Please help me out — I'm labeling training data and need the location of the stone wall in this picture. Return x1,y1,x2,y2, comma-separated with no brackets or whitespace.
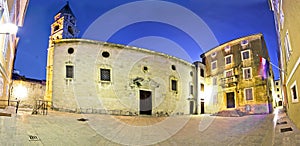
11,79,46,108
51,39,195,115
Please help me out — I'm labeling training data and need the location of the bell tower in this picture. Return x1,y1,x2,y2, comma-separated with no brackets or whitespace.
49,2,79,47
45,2,79,103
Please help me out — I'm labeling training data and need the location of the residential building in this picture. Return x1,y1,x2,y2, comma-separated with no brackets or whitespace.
274,79,283,107
200,34,274,114
0,0,29,107
270,0,300,128
194,61,206,114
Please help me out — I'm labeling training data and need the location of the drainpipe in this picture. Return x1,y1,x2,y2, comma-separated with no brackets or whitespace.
194,62,201,114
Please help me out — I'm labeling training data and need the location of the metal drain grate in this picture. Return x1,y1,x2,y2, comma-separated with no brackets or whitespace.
77,118,88,122
277,121,288,125
280,127,293,133
29,135,40,141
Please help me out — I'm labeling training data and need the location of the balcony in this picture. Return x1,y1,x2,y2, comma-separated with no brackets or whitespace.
220,75,238,88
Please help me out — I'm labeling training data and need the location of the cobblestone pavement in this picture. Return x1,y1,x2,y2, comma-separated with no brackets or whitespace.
0,107,299,146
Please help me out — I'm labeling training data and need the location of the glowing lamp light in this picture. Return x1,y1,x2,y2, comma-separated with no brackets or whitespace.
14,85,28,99
0,23,18,34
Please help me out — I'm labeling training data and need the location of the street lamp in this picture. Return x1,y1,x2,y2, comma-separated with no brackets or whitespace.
0,23,18,34
13,84,28,100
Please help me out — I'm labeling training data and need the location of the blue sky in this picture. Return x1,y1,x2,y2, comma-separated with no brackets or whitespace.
15,0,279,80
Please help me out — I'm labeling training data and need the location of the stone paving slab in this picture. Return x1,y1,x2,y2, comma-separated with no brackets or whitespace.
0,107,299,145
273,108,300,146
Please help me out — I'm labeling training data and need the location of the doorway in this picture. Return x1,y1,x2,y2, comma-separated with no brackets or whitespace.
139,90,152,115
189,101,194,114
226,92,235,108
278,101,283,106
201,99,205,114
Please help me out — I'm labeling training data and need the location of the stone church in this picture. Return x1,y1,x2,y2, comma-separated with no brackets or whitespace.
44,3,273,115
44,3,206,115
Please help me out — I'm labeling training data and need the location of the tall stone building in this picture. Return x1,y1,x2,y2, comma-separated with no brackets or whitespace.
270,0,300,128
45,2,79,105
0,0,29,107
200,34,274,114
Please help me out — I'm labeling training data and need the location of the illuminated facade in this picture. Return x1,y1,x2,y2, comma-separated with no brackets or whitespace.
200,34,274,114
50,39,199,115
0,0,29,107
11,73,45,108
270,0,300,128
46,3,274,115
45,3,203,115
45,2,79,106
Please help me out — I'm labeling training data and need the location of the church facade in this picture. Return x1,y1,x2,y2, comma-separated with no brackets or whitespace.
50,39,198,115
45,3,203,115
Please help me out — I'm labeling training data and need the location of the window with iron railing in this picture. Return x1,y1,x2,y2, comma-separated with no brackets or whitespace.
66,65,74,78
100,68,111,81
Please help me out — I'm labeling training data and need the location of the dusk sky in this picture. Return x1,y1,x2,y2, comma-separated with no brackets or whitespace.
15,0,279,80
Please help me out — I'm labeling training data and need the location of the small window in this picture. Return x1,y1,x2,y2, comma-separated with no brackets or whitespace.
68,48,74,54
211,61,217,70
171,65,176,70
200,68,204,77
200,83,204,92
243,68,252,79
291,81,298,103
225,55,233,65
143,66,148,72
284,30,292,60
277,88,279,91
100,68,111,81
102,51,110,58
224,45,231,52
280,6,284,29
224,69,233,77
277,94,280,98
68,26,74,35
276,82,279,85
54,25,59,31
171,79,177,91
241,40,249,46
190,85,193,95
211,52,217,58
213,77,217,85
66,65,74,78
241,50,250,60
190,71,193,76
2,35,8,56
245,88,253,100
